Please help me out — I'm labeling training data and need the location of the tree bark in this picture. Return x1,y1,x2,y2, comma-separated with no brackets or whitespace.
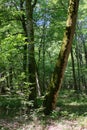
83,38,87,66
20,0,28,81
9,66,13,91
25,0,38,107
43,0,80,115
75,43,81,90
71,47,78,90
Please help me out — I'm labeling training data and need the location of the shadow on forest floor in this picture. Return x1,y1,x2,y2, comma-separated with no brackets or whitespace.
57,104,87,119
56,90,87,118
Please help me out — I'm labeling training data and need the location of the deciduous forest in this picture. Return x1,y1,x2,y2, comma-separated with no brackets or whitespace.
0,0,87,129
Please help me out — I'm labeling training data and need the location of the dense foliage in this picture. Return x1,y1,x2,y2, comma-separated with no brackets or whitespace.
0,0,87,113
0,0,87,129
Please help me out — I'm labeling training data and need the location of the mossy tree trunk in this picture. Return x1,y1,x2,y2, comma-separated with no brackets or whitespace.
43,0,80,115
25,0,38,107
20,0,28,81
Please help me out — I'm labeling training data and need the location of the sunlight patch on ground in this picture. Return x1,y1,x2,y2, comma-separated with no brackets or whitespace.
0,117,87,130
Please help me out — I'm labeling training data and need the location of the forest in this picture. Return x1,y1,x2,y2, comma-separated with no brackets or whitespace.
0,0,87,130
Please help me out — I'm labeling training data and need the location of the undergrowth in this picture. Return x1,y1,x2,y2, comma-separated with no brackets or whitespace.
0,89,87,121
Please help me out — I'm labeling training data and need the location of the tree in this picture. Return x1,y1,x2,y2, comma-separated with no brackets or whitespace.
25,0,38,107
20,0,28,81
43,0,80,115
71,47,78,90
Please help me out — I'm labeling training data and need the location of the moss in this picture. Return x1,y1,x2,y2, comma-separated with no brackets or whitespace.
43,0,79,115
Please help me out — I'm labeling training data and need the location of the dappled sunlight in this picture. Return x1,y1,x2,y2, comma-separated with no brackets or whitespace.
0,0,87,129
0,89,87,130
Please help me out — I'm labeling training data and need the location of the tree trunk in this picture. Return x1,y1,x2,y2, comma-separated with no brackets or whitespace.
43,0,80,115
25,0,38,107
75,43,81,90
83,39,87,66
9,66,13,91
71,47,78,90
20,0,28,81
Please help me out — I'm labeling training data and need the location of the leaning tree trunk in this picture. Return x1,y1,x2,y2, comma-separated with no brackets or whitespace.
43,0,80,115
25,0,38,107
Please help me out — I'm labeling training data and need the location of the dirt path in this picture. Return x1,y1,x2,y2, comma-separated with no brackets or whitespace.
0,116,87,130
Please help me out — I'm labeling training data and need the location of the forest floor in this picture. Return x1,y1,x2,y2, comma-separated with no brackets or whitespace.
0,89,87,130
0,113,87,130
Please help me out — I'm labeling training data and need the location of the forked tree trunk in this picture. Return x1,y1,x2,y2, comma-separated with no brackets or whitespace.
43,0,80,115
